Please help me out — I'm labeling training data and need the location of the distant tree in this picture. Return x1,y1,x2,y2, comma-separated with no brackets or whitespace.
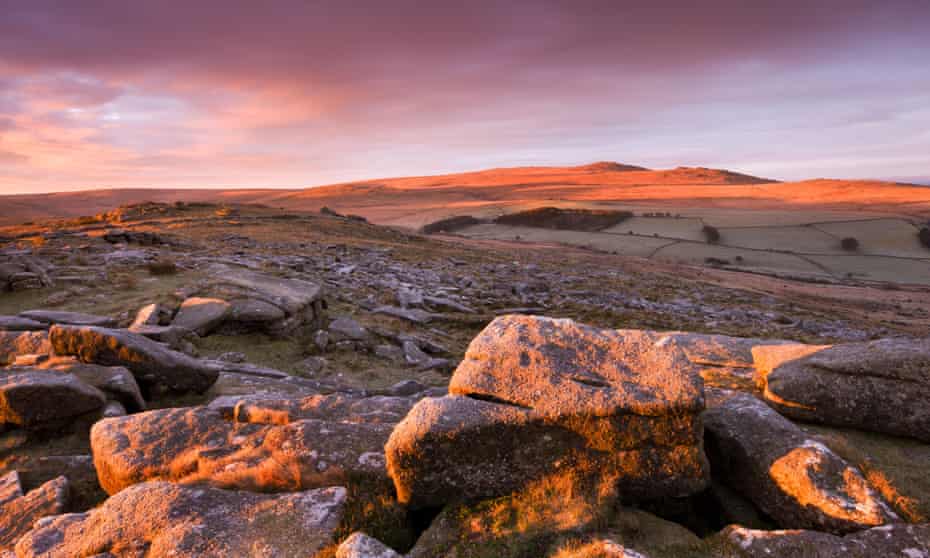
840,237,860,251
919,227,930,250
702,225,721,244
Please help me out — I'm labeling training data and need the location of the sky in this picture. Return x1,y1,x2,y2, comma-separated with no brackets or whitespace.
1,0,929,194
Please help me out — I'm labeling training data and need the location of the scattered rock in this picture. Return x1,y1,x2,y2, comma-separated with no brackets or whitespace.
703,391,897,533
389,379,426,397
298,355,328,375
372,305,437,324
329,316,370,341
753,338,930,442
14,481,346,557
49,325,218,393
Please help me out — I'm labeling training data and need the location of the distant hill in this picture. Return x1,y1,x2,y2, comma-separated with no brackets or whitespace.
1,162,929,227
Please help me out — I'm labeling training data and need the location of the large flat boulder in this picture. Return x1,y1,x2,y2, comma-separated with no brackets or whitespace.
388,315,708,509
91,394,403,495
13,481,345,558
49,325,218,393
752,338,930,441
703,391,897,534
0,474,68,553
195,264,325,334
0,372,105,427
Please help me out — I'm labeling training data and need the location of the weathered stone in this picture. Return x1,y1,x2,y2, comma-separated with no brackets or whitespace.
388,316,708,509
396,287,424,308
330,316,370,341
372,305,437,324
0,331,51,366
49,325,218,393
423,295,475,314
14,481,345,558
33,357,145,411
374,344,404,362
172,297,230,335
389,379,426,397
227,297,286,323
126,323,189,347
129,302,170,328
298,356,328,375
388,395,706,509
753,338,930,441
0,372,105,427
703,391,897,533
0,475,68,553
0,455,104,512
91,397,399,495
0,316,47,331
195,264,325,334
336,532,402,558
18,310,116,327
714,523,930,558
449,316,705,419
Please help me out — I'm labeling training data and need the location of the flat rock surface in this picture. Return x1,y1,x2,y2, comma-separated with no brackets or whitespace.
13,481,345,558
449,315,704,418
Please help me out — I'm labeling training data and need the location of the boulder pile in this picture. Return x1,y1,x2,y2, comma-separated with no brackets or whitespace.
386,315,710,508
2,307,930,556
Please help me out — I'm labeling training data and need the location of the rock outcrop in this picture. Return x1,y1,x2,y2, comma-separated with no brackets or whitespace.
753,338,930,441
49,325,218,392
91,393,414,495
703,391,897,533
386,315,708,509
13,481,346,557
188,264,326,335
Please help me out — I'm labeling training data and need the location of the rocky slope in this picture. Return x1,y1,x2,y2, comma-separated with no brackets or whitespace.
1,202,929,556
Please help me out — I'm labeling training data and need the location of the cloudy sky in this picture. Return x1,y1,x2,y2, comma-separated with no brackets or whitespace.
1,0,928,193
